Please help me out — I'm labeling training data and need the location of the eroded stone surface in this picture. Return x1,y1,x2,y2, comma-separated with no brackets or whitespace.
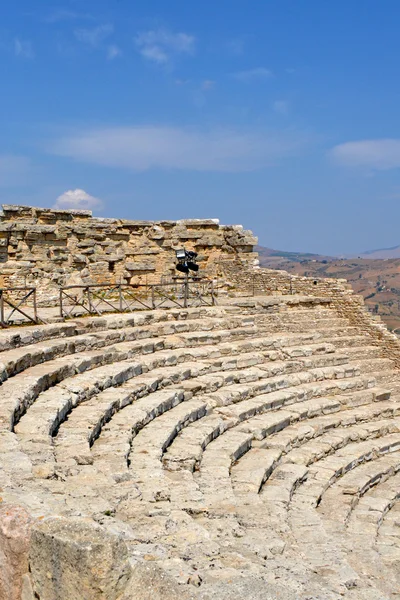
0,505,34,600
29,517,131,600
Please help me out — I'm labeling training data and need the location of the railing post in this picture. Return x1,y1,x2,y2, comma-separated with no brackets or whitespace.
211,280,215,305
87,286,93,314
33,288,38,323
59,288,63,319
119,284,123,312
184,275,189,308
151,285,155,309
0,291,4,326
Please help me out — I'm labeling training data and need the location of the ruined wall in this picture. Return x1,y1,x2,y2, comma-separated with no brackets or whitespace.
221,259,400,369
0,205,258,303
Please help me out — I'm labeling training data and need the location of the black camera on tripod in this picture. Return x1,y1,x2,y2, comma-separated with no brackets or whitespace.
175,249,199,274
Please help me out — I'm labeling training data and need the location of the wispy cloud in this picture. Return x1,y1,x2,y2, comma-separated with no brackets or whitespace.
233,68,273,82
74,24,114,47
225,38,245,56
331,139,400,170
273,100,289,115
0,155,32,186
44,9,94,23
14,38,34,59
49,125,311,172
201,80,215,91
53,189,104,211
135,29,195,65
107,45,122,60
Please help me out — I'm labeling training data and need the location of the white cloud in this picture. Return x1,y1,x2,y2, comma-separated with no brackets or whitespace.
44,9,94,23
107,45,122,60
0,155,32,186
49,125,310,172
226,38,245,56
14,38,34,59
201,80,215,91
74,24,114,47
273,100,289,115
135,29,195,64
233,68,273,82
331,139,400,170
53,189,104,211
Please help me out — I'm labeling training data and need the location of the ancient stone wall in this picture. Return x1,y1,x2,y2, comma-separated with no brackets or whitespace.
0,205,258,304
222,259,400,368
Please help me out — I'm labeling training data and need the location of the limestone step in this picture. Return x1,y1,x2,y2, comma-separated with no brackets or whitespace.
320,454,400,531
376,496,400,566
51,360,362,467
341,345,384,360
88,374,375,489
192,410,400,512
127,398,209,503
282,418,400,469
0,305,243,352
0,313,256,381
355,471,400,537
287,437,400,595
15,345,346,441
289,432,400,511
230,399,398,497
215,373,375,422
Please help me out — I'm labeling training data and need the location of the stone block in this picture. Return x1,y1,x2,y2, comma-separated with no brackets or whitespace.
126,262,156,271
0,504,35,600
30,517,132,600
121,563,195,600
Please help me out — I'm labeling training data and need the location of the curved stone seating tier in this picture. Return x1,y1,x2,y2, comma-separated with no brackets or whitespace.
2,295,400,599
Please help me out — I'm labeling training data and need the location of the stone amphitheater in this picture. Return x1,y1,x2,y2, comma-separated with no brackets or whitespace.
0,206,400,600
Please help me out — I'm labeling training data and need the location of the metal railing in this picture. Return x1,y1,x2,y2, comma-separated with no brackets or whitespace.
0,287,39,327
59,278,216,319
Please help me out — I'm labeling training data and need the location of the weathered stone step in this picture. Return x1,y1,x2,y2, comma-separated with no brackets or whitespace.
0,305,244,352
287,436,400,595
283,418,400,470
320,453,400,530
324,335,373,348
230,399,398,497
353,471,400,535
15,346,345,444
193,410,400,513
127,398,208,503
352,358,395,374
50,359,361,468
290,433,400,512
215,373,374,422
341,345,383,360
165,386,391,476
15,359,209,441
0,313,256,381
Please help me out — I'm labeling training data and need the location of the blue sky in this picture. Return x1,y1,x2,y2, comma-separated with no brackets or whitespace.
2,0,400,255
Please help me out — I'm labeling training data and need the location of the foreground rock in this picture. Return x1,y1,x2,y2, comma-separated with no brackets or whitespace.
0,506,34,600
29,517,131,600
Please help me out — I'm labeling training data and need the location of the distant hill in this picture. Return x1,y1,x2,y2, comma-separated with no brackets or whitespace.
256,243,400,261
355,245,400,259
255,245,334,264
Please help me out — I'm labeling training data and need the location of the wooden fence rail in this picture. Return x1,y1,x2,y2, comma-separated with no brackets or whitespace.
0,278,216,327
0,287,39,327
58,279,215,319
